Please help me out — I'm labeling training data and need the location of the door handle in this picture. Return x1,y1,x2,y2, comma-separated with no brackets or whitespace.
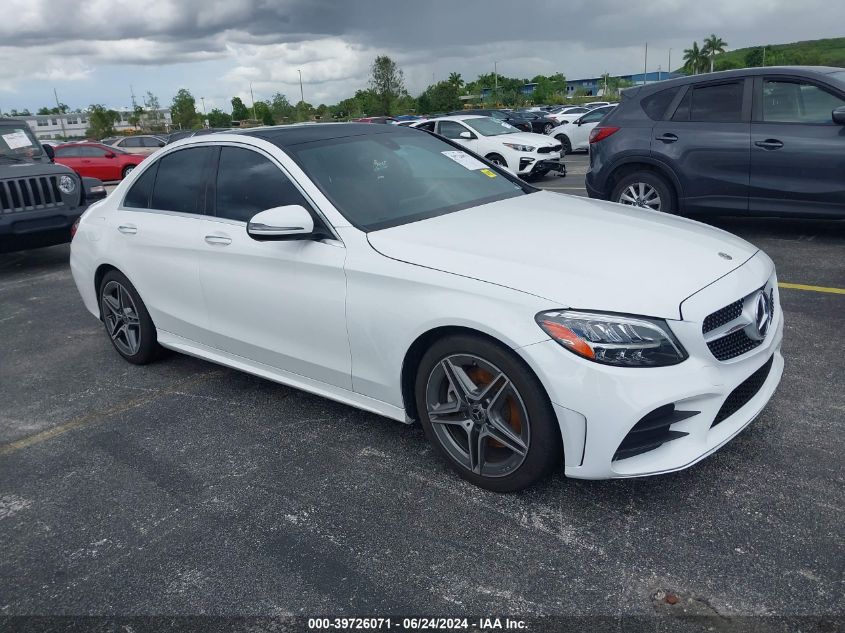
754,139,784,150
655,133,678,143
117,224,137,235
204,235,232,246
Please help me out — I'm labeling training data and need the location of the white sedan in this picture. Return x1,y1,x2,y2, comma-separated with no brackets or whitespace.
70,123,783,492
547,104,616,154
412,115,564,177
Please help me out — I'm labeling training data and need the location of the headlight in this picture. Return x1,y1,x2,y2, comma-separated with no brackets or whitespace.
502,142,536,152
535,310,687,367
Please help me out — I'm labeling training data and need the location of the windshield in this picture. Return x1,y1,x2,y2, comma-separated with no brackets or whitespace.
463,117,518,136
0,126,44,160
289,129,530,231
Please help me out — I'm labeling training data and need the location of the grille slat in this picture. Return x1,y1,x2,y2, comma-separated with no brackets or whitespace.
707,329,763,361
703,300,742,334
712,356,774,426
703,285,775,362
0,177,64,214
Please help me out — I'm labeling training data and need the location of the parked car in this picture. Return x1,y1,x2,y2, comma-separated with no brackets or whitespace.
547,105,616,154
110,135,166,155
69,122,784,491
515,110,558,134
412,115,564,177
54,142,145,181
585,101,611,109
449,109,532,132
0,118,105,252
546,106,591,124
165,128,231,144
100,137,120,146
353,116,398,124
586,66,845,217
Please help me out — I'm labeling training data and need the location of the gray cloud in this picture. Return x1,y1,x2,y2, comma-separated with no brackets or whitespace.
2,0,843,108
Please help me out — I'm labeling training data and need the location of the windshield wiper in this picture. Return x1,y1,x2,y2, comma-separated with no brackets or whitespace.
0,154,28,163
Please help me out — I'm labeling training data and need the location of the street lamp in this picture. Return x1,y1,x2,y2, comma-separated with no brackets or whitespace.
298,69,305,104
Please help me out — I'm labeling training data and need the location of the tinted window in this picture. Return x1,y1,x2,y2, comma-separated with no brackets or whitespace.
438,121,468,139
580,107,611,124
641,87,680,120
762,80,845,123
690,82,743,122
124,164,158,208
290,129,527,231
55,146,81,157
672,90,691,121
215,147,309,223
80,146,108,157
122,137,143,148
142,137,164,148
150,147,213,214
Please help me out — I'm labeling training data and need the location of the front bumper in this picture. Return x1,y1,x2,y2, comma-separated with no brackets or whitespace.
518,156,566,176
0,205,85,252
518,256,784,479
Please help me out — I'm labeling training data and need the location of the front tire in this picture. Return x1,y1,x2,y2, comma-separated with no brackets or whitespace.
543,123,553,134
611,170,676,214
556,135,572,155
99,270,161,364
121,165,135,179
415,334,562,492
485,153,507,168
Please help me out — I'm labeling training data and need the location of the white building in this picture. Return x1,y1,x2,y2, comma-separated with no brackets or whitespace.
13,108,172,140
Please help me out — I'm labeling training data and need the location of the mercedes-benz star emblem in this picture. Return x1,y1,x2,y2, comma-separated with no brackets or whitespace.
751,290,772,340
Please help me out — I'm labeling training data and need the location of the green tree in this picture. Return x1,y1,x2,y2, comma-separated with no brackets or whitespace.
254,100,275,125
206,108,231,127
171,88,199,129
369,55,406,115
417,81,461,113
702,34,728,73
127,104,145,129
270,92,295,122
683,41,707,75
86,104,119,139
231,96,250,121
745,47,765,67
37,104,69,115
447,72,464,89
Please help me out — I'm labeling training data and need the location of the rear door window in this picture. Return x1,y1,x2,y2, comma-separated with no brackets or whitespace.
690,82,744,122
123,164,158,209
150,147,214,214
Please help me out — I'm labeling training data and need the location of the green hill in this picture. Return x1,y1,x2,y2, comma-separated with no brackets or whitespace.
678,37,845,73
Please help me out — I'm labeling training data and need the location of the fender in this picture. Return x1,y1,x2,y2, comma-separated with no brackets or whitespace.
604,155,687,213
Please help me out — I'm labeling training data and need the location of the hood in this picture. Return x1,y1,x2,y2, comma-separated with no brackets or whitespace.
0,160,76,179
496,132,558,147
367,191,758,319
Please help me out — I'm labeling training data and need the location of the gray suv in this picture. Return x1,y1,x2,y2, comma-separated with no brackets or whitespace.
585,66,845,218
0,118,106,252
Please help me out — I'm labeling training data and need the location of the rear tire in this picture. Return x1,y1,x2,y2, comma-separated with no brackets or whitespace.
415,334,562,492
556,135,572,155
610,170,676,214
98,270,161,365
121,165,135,180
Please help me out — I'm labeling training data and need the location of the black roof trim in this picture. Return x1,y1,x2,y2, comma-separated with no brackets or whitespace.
237,122,412,147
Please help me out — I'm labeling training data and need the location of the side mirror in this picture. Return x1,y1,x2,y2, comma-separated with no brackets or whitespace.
575,119,583,126
105,152,116,159
247,205,315,241
833,106,845,125
459,131,475,140
157,140,165,147
42,144,55,162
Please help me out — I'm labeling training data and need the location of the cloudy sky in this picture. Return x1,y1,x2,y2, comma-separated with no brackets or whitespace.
1,0,842,114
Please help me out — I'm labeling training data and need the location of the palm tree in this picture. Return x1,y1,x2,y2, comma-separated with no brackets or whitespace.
448,72,464,88
683,42,706,75
702,34,727,73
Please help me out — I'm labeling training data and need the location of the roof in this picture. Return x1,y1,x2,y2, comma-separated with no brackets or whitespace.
237,122,412,147
414,115,485,123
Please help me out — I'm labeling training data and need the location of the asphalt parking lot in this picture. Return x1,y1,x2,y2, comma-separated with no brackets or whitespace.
1,154,843,624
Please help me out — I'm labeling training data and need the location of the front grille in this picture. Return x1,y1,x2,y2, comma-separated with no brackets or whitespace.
613,404,697,461
0,177,65,214
703,300,742,334
712,356,774,427
537,145,562,154
707,329,764,361
703,285,775,361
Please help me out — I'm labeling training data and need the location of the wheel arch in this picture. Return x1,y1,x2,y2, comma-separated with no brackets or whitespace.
605,158,684,212
93,263,121,318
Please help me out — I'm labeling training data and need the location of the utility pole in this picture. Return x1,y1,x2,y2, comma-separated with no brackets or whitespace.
130,85,137,110
200,97,206,115
658,64,662,82
643,42,648,85
53,87,67,138
250,82,257,120
494,61,498,103
668,49,672,75
762,46,766,67
298,69,304,104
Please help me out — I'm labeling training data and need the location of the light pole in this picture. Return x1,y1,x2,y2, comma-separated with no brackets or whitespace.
668,48,672,75
494,61,498,104
298,69,304,104
643,42,648,85
250,82,257,120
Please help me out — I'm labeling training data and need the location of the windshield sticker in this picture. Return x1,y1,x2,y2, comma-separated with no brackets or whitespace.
2,131,34,150
480,168,497,178
441,150,485,170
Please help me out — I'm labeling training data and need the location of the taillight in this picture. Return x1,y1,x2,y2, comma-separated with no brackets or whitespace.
589,126,620,144
70,217,80,239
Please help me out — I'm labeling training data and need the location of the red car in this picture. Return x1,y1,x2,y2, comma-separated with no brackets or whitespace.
53,143,145,181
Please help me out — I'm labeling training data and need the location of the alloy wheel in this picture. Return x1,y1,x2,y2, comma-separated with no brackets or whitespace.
488,156,506,167
543,123,553,134
425,354,530,477
101,280,142,356
618,182,662,211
